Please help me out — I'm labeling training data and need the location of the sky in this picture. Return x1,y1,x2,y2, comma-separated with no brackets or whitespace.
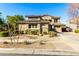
0,3,68,23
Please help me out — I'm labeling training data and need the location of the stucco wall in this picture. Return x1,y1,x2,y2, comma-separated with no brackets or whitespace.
27,18,40,20
42,24,48,33
42,16,52,20
19,24,28,31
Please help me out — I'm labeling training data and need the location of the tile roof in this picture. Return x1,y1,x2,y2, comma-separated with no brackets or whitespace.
17,20,49,24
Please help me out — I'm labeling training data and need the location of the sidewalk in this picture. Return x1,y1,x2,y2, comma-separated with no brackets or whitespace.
0,48,78,56
0,39,77,56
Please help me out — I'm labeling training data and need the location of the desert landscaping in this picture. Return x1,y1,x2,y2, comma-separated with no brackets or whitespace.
0,3,79,55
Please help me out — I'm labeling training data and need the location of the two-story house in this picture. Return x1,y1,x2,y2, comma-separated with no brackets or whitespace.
17,15,62,34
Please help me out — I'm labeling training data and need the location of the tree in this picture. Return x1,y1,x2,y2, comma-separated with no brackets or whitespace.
0,12,4,25
0,18,4,25
7,15,24,43
7,15,24,32
68,3,79,28
0,12,7,31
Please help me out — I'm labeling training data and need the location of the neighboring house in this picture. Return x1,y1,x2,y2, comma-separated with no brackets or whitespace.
17,15,62,34
67,18,79,31
67,23,77,31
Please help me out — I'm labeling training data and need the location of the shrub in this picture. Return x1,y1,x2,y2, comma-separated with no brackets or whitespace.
3,41,8,44
25,29,39,35
20,31,24,34
43,31,48,35
74,29,79,33
23,40,33,45
48,31,57,37
0,31,9,37
40,40,46,45
31,30,39,35
25,29,31,34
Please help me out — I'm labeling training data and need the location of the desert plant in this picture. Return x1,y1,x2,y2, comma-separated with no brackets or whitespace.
40,40,47,45
25,29,31,34
3,41,8,44
31,29,39,35
25,29,39,35
23,40,33,45
48,31,57,37
43,31,48,35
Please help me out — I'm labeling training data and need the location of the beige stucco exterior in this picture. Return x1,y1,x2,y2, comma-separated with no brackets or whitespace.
18,24,49,33
18,15,61,34
42,16,52,20
42,24,48,33
19,24,28,31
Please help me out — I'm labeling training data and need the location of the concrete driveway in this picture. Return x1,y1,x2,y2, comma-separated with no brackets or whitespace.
57,32,79,52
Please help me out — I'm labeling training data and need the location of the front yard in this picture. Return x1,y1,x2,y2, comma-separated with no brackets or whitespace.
0,35,56,49
0,42,55,49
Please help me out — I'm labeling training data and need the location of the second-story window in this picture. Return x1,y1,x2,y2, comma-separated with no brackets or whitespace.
29,18,40,20
49,20,52,22
54,19,58,23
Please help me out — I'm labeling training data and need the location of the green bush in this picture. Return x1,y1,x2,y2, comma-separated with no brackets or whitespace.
25,29,39,35
31,30,39,35
48,31,57,37
74,29,79,33
25,29,31,34
0,31,9,37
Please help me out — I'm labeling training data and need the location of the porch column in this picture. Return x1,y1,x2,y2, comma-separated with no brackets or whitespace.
37,24,41,34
